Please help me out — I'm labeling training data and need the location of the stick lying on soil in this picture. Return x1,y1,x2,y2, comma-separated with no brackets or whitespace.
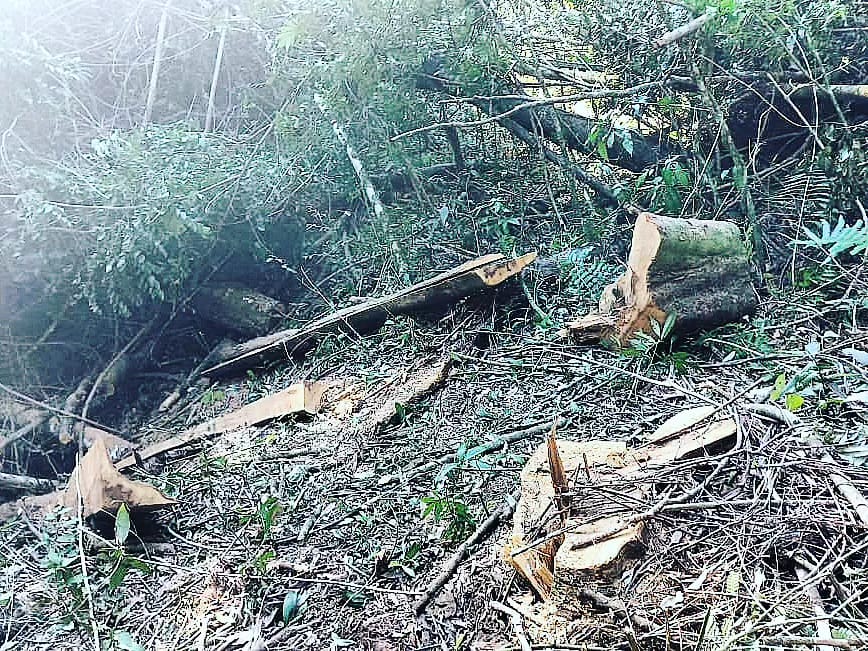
414,488,521,614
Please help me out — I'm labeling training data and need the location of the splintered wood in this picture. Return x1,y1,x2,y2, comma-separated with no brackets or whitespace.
62,438,176,516
565,212,756,346
116,381,325,469
202,252,537,377
505,410,736,609
11,438,176,519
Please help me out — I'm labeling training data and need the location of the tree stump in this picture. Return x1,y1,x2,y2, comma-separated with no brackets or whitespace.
566,212,756,346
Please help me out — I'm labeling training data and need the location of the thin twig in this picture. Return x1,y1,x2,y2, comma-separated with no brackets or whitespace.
415,489,521,613
491,600,533,651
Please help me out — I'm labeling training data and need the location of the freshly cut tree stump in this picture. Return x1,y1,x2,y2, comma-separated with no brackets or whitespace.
566,213,756,346
505,414,737,607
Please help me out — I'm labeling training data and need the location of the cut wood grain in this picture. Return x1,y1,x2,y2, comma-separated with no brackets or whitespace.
507,414,737,603
202,252,537,378
63,438,175,517
116,381,325,469
565,212,756,346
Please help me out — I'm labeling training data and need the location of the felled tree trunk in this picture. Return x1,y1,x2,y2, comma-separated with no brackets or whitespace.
190,282,286,337
480,97,663,172
728,83,868,163
416,59,668,173
202,252,537,377
566,213,756,346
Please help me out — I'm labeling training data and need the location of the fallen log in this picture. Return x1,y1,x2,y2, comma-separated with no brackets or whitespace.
2,438,177,523
190,282,287,337
729,83,868,163
0,399,49,452
564,212,756,346
0,471,56,495
365,357,452,437
116,380,326,469
202,252,537,378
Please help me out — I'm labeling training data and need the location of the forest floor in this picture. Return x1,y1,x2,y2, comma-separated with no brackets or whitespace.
3,270,868,651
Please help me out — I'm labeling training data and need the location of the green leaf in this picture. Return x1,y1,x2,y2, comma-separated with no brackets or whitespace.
109,561,130,590
282,590,303,623
621,132,634,156
330,632,356,647
770,373,787,401
786,394,804,411
596,139,608,160
662,312,677,338
115,503,131,546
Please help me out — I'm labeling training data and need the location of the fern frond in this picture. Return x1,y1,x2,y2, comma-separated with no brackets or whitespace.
798,217,868,258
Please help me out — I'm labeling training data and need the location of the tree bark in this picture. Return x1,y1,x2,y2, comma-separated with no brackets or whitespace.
566,213,757,346
480,96,663,172
202,252,537,377
190,282,286,337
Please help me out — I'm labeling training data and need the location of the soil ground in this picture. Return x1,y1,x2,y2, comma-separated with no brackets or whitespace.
3,276,868,651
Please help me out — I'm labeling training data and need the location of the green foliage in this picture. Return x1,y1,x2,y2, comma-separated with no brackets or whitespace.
769,368,816,411
112,631,146,651
421,491,477,545
695,0,848,72
635,161,692,215
799,217,868,259
387,542,422,578
114,504,131,546
35,507,152,633
40,510,86,616
561,248,620,299
4,127,302,317
238,495,283,541
201,388,227,407
282,590,306,623
625,313,690,374
434,438,526,487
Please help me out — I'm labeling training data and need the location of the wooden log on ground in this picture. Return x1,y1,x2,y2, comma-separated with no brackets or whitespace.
116,381,326,469
564,212,756,346
202,252,537,378
191,282,287,337
0,471,56,495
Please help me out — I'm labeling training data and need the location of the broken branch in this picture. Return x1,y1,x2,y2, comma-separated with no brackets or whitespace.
414,489,520,614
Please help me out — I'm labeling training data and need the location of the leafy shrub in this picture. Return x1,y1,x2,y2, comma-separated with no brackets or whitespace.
2,126,303,318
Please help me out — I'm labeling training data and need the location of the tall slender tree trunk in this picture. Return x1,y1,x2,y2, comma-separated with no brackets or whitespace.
142,0,171,127
204,7,230,133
